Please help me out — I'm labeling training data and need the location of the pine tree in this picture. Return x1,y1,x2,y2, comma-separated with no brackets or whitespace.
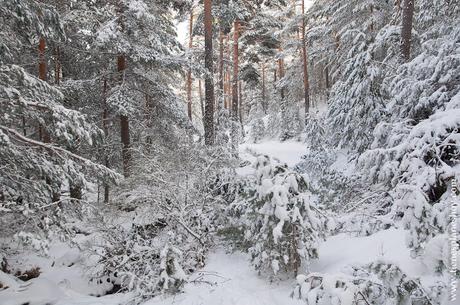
204,0,215,145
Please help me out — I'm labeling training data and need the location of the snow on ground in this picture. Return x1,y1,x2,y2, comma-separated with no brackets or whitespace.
239,140,306,168
312,228,424,276
145,228,432,305
145,250,303,305
0,239,132,305
1,140,448,305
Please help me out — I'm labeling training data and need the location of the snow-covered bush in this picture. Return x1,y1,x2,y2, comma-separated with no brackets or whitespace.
85,141,233,301
293,261,447,305
88,221,190,299
358,25,460,257
229,155,325,276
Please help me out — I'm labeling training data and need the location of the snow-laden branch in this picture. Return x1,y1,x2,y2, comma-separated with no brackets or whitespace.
0,126,122,181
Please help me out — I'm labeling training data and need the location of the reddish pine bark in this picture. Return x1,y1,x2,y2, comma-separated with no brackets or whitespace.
278,51,285,100
231,21,240,121
54,46,61,85
204,0,215,145
39,37,51,144
238,80,243,123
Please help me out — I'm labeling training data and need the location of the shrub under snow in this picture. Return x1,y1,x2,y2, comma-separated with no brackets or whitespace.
228,155,326,277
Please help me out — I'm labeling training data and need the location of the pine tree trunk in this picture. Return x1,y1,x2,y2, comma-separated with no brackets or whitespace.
301,0,310,118
218,30,225,117
39,37,60,203
261,61,266,113
54,46,61,85
187,11,194,121
278,54,285,100
225,35,231,110
239,80,243,123
204,0,215,145
102,78,110,203
59,45,81,201
38,37,50,143
232,21,240,121
231,21,240,151
401,0,415,61
39,38,47,82
118,55,131,177
198,79,204,119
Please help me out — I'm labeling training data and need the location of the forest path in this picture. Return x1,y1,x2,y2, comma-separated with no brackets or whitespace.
145,140,309,305
146,140,427,305
145,249,303,305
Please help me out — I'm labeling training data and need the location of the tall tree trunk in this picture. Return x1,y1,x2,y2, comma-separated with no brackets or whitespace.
39,37,50,143
231,21,240,151
261,61,266,113
39,37,60,202
278,53,285,100
118,55,131,177
218,30,225,114
401,0,415,61
238,80,243,123
39,38,47,82
204,0,215,145
54,46,61,85
187,11,194,121
231,21,240,121
301,0,310,118
102,78,110,203
225,34,231,110
198,79,204,119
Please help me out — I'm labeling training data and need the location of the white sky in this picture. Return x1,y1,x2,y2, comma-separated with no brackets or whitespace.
175,0,315,45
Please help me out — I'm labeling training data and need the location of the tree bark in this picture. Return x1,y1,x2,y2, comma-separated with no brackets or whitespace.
39,37,47,82
301,0,310,118
231,21,240,121
401,0,415,61
39,37,60,202
238,80,243,123
198,79,204,119
54,46,61,85
278,53,285,100
204,0,215,145
187,11,194,121
218,30,225,117
102,78,110,203
38,37,50,143
261,61,266,113
118,55,131,177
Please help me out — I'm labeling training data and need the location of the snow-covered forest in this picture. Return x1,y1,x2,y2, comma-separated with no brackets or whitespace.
0,0,459,304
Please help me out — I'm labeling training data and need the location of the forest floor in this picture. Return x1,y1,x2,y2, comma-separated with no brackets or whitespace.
0,140,447,305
